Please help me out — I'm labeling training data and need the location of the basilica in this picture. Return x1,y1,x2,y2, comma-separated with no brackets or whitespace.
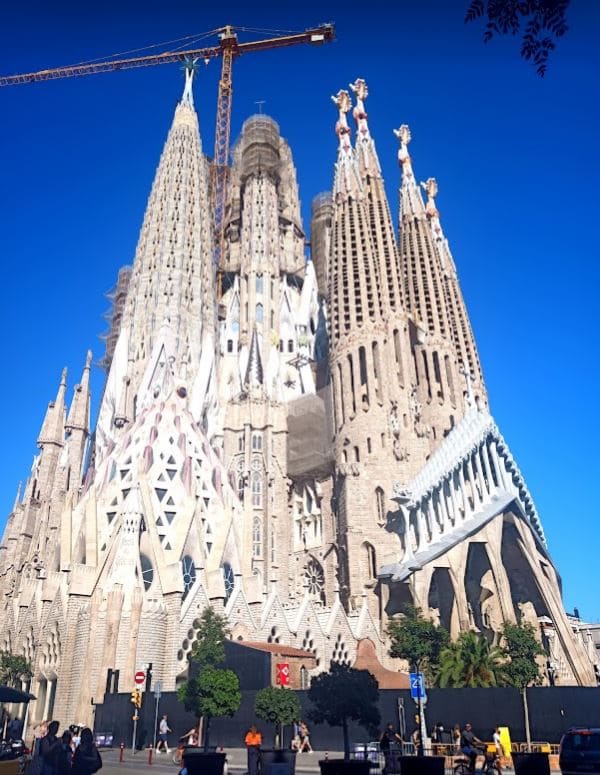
0,75,596,725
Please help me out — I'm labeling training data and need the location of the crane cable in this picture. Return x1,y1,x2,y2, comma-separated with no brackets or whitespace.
69,28,222,68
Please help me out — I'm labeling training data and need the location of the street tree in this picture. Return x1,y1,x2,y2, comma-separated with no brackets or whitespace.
177,607,241,750
254,686,301,748
307,662,380,760
501,621,545,744
465,0,571,76
0,653,32,687
387,605,449,681
437,630,506,688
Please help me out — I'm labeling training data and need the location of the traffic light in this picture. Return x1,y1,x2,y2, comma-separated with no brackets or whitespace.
130,688,142,709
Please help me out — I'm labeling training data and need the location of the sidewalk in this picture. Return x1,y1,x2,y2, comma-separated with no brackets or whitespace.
100,748,336,773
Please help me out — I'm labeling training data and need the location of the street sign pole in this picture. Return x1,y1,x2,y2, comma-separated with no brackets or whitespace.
153,681,162,751
132,712,138,753
410,672,428,756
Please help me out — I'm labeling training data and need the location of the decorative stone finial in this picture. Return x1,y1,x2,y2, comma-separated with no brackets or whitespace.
421,177,439,218
394,125,414,179
349,78,368,123
332,90,352,153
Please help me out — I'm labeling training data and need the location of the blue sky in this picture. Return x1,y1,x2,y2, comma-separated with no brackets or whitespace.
1,1,598,619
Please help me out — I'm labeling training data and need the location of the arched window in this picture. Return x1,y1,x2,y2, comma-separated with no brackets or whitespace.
256,303,264,324
256,275,264,294
222,562,235,601
238,436,245,452
181,555,197,600
227,339,234,353
304,557,325,605
362,542,377,581
252,433,262,451
375,487,386,524
237,475,244,502
252,515,262,558
251,472,262,507
300,666,308,689
288,340,294,353
271,527,276,564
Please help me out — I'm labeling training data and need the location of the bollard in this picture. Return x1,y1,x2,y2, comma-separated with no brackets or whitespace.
147,747,154,765
119,742,125,763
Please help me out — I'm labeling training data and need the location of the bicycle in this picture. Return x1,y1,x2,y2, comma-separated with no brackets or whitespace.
454,751,500,775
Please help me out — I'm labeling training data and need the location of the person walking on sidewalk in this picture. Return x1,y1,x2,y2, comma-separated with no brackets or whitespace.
245,725,262,775
156,715,172,754
298,721,313,753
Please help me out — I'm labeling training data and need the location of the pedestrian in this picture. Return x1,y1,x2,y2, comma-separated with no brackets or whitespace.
411,728,421,752
156,714,172,754
380,723,402,774
56,731,73,775
452,725,461,754
244,725,262,775
460,723,484,773
492,727,505,775
298,721,313,753
71,728,102,775
40,721,61,775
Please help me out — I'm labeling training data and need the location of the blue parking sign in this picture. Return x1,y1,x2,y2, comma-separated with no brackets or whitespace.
409,671,425,699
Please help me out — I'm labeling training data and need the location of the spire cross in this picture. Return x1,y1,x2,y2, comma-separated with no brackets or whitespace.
332,90,352,154
181,57,198,107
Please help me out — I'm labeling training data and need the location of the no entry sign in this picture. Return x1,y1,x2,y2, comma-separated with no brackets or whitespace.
276,663,290,686
134,670,146,686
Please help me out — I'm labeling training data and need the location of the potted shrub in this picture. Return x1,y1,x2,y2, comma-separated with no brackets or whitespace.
307,662,380,775
254,686,301,775
177,607,242,775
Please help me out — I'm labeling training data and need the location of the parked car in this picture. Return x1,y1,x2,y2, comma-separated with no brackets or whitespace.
559,727,600,775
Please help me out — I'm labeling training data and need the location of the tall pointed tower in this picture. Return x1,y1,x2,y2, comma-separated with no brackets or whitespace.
95,67,217,462
217,114,325,603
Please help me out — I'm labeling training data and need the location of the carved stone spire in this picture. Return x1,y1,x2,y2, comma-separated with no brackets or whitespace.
66,350,92,433
350,78,403,311
350,78,381,173
332,90,361,198
422,178,487,405
395,124,425,218
37,367,67,447
95,79,215,453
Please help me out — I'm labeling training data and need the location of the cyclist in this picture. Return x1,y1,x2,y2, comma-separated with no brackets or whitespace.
460,723,485,773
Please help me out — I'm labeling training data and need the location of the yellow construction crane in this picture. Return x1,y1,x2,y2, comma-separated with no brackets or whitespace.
0,24,336,261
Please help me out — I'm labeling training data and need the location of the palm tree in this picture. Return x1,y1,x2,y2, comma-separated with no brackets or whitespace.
436,631,506,688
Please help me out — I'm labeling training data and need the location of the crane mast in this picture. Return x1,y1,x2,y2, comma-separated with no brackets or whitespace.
0,24,335,268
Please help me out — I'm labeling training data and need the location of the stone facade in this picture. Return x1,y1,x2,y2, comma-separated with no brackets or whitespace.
0,76,597,726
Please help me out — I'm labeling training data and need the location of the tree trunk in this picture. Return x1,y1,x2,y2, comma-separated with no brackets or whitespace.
204,716,211,752
522,687,531,747
343,718,350,761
